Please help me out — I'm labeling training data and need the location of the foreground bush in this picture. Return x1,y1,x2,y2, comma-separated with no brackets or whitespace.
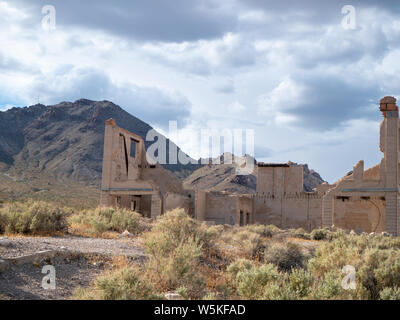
310,228,331,241
144,209,210,299
0,211,7,234
264,242,305,272
308,234,400,299
244,224,281,238
220,227,265,260
227,260,303,300
0,201,70,235
69,207,145,236
74,266,162,300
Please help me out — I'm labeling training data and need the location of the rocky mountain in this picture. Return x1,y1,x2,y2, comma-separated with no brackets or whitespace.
301,163,326,192
0,99,200,185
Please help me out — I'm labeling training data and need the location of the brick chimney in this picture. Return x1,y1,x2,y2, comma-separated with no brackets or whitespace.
380,96,398,118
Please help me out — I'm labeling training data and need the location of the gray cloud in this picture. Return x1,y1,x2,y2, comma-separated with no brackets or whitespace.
287,74,382,130
27,66,192,128
0,53,39,74
14,0,238,42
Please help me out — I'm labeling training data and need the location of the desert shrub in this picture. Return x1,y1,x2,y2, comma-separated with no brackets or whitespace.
1,201,69,235
311,270,347,299
264,242,305,272
74,266,161,300
0,212,7,234
232,263,280,300
288,268,314,298
379,287,400,300
244,224,281,238
220,228,265,259
310,228,330,241
144,209,208,299
290,228,311,240
146,208,216,251
69,207,144,235
308,234,400,299
262,281,300,300
226,259,254,281
238,231,264,259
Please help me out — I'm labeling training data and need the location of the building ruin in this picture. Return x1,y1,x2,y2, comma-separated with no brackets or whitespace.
100,96,400,236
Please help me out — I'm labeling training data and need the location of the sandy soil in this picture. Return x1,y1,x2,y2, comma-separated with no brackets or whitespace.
0,236,146,300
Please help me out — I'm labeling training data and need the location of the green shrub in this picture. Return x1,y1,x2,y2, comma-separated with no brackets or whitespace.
74,266,161,300
1,201,69,235
290,228,311,240
264,242,305,272
308,234,400,299
0,212,7,234
233,263,280,300
220,228,265,259
226,259,254,281
379,287,400,300
312,270,347,299
147,209,215,250
288,268,314,298
144,209,207,299
244,224,281,238
69,207,144,235
310,228,330,241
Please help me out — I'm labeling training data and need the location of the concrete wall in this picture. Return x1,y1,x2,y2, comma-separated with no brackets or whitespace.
257,165,303,195
333,196,385,233
254,193,323,231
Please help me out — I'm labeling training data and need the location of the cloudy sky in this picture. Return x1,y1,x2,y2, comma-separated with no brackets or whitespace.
1,0,400,182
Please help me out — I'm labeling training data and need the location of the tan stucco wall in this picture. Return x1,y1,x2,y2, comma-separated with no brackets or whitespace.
333,196,385,233
254,193,323,231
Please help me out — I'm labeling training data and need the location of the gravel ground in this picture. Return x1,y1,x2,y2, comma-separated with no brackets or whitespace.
0,236,146,259
0,236,147,300
0,254,110,300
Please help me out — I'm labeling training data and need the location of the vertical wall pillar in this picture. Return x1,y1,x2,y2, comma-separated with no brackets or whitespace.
380,97,399,236
100,119,116,207
100,191,112,207
322,195,333,228
151,194,162,219
386,193,397,235
194,190,207,221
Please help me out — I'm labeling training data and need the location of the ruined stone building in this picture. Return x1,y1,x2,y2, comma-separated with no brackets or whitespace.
100,119,193,217
100,96,400,236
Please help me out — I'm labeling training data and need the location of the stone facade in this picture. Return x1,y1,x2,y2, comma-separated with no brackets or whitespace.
100,96,400,236
100,119,192,218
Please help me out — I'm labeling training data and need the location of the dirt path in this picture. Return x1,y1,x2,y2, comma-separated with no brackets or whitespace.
0,235,146,259
0,236,146,300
